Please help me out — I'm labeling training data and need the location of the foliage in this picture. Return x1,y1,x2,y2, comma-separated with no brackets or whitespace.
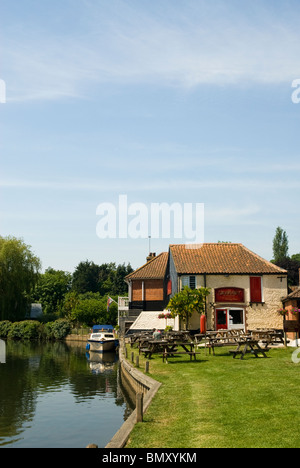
7,320,43,340
0,236,41,321
0,319,71,341
32,268,72,317
65,292,118,327
273,257,300,287
72,260,133,295
273,227,289,263
167,286,211,328
0,320,13,338
44,319,71,340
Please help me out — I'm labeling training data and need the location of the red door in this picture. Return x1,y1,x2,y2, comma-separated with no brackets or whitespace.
216,309,227,330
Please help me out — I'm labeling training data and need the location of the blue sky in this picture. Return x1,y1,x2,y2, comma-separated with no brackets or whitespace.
1,0,300,273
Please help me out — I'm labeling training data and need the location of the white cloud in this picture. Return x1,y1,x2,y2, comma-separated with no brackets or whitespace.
3,0,300,102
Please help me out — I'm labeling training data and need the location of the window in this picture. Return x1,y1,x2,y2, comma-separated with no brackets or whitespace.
181,275,197,289
250,276,262,303
189,276,196,289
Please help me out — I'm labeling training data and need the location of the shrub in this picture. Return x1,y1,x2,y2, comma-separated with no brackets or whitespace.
0,320,13,338
44,319,71,340
7,320,42,340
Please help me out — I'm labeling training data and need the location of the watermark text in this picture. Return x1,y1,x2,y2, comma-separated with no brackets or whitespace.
96,195,204,247
291,79,300,104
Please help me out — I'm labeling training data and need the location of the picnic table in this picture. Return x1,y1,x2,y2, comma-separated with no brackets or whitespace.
229,339,269,359
205,330,245,354
250,329,284,347
162,341,201,363
142,340,176,360
140,339,202,363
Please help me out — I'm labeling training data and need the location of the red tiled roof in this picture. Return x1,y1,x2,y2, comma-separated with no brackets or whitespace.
125,252,168,280
170,243,287,275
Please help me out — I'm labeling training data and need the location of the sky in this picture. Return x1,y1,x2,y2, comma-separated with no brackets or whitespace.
1,0,300,273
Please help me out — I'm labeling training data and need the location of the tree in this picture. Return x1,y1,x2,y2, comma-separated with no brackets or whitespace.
0,236,41,321
72,260,133,296
72,261,101,294
273,258,300,287
167,286,211,328
32,268,72,317
273,227,289,263
66,292,118,327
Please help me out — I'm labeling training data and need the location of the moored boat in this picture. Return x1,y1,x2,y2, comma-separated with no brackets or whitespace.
86,325,119,353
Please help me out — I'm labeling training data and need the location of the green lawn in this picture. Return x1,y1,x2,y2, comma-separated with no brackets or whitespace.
125,345,300,448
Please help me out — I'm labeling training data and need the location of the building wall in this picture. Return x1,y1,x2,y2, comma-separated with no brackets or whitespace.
131,279,164,302
178,274,288,331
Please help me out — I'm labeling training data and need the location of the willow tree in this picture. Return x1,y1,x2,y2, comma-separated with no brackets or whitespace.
167,286,211,329
0,236,41,321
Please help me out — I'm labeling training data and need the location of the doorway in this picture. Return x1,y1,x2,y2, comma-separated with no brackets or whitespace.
216,308,245,331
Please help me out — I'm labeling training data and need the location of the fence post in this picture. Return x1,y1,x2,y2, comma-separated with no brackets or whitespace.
136,393,143,423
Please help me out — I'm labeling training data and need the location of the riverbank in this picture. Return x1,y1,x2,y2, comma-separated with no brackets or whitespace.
124,345,300,448
105,341,161,448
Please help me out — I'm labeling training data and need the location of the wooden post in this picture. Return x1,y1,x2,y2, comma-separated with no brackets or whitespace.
135,356,139,367
136,393,143,423
145,361,149,373
131,352,134,363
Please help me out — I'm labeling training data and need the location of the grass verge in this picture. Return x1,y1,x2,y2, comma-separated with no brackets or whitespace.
125,345,300,448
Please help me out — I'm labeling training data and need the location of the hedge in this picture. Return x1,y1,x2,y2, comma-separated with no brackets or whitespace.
0,319,71,341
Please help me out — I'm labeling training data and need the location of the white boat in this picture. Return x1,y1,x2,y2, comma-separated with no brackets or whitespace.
86,325,118,353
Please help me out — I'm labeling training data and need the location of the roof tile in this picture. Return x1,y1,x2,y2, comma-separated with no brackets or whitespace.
125,252,168,280
170,243,287,275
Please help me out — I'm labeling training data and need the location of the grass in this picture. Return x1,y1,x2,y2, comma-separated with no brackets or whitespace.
125,344,300,448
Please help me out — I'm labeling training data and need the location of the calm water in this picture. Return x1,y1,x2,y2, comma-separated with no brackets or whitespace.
0,340,134,448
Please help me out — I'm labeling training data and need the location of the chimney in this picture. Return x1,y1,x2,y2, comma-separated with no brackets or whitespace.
147,252,156,262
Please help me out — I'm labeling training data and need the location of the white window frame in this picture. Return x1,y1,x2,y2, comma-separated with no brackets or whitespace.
181,275,197,289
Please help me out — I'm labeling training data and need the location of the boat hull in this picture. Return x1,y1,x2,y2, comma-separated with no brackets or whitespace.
87,339,115,353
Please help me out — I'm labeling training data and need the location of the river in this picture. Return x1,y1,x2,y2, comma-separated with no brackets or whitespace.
0,340,134,448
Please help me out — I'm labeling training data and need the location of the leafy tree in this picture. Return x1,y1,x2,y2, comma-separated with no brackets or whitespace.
0,236,41,321
72,260,133,296
66,292,117,327
111,263,133,295
72,260,101,294
33,268,72,317
273,227,289,263
291,253,300,263
167,286,211,328
273,257,300,287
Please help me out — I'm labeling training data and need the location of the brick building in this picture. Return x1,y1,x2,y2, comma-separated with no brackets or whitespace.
125,252,169,311
126,243,288,332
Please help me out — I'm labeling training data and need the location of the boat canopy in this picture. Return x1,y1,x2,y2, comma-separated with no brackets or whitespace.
92,325,114,332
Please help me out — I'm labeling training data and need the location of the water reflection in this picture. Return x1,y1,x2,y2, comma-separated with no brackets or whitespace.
86,351,118,375
0,341,134,448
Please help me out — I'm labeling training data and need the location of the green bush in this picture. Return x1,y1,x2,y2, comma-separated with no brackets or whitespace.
7,320,43,340
0,320,13,338
0,319,71,341
44,319,71,340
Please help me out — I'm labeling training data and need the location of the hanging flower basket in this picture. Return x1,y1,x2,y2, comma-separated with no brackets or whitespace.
277,308,288,316
158,313,172,319
291,307,300,316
